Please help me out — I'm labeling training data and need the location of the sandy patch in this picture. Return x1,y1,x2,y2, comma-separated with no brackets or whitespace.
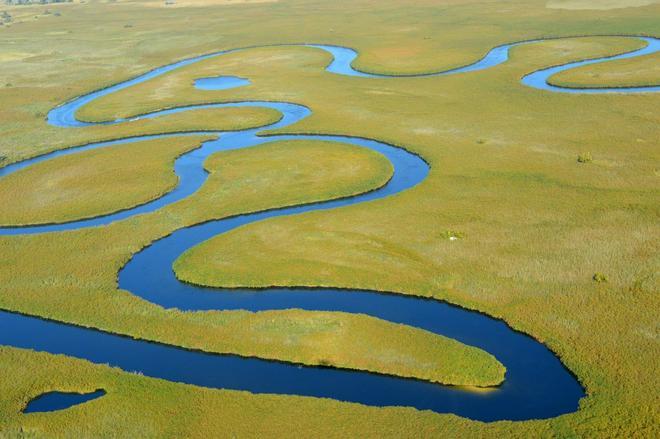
365,89,398,96
547,0,659,10
0,52,33,62
412,127,440,136
243,53,296,66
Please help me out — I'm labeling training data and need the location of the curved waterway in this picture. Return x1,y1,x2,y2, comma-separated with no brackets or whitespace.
1,35,658,421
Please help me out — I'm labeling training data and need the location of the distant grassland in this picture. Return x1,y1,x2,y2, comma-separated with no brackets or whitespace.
551,51,660,87
0,0,659,437
546,0,660,10
1,0,658,161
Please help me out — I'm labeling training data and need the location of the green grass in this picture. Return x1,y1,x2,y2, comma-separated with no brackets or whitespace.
0,0,659,436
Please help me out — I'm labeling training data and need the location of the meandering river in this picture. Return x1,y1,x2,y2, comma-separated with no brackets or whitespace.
2,35,658,420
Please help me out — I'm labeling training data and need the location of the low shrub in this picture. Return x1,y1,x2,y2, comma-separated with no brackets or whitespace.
577,152,593,163
318,358,334,367
593,272,608,283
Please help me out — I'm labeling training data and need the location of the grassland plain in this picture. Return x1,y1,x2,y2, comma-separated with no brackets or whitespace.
0,0,659,437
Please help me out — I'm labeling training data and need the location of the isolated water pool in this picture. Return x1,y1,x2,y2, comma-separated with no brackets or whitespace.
194,75,251,90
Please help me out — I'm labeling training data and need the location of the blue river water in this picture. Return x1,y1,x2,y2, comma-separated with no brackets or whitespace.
3,35,657,419
23,390,106,413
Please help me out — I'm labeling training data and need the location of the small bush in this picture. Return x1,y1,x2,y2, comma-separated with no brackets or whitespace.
593,273,608,283
577,152,593,163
